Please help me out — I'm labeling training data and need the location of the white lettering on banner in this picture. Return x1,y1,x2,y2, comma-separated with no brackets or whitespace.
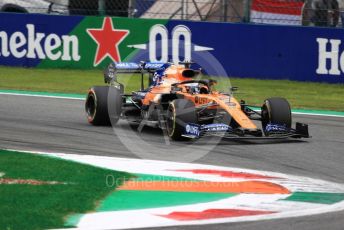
0,31,10,57
149,24,168,62
172,25,191,63
10,32,26,58
61,35,81,61
26,24,46,59
45,34,62,61
0,24,80,61
128,24,213,64
149,24,193,64
316,38,343,75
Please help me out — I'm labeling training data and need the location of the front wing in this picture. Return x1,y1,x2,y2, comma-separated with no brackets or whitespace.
182,122,310,139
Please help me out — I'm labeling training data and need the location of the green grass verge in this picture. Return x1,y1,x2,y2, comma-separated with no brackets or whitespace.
0,149,133,230
0,66,343,111
229,78,344,112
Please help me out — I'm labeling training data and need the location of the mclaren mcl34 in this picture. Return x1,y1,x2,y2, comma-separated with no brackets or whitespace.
85,62,309,141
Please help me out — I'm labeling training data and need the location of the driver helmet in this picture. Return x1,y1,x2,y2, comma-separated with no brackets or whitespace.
151,63,170,86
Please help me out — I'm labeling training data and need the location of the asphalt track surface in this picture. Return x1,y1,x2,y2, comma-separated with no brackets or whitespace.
1,94,344,230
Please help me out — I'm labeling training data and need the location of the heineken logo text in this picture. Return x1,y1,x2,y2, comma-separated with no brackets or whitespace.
0,24,80,61
316,38,344,75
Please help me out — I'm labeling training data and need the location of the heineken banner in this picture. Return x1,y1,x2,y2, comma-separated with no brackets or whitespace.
0,12,343,83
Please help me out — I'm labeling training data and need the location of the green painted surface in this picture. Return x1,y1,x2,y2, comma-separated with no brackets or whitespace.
97,190,236,211
64,213,83,227
283,192,344,204
291,109,344,116
0,149,132,230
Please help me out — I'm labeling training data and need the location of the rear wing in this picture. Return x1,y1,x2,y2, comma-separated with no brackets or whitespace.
104,62,168,83
103,62,171,92
116,62,167,72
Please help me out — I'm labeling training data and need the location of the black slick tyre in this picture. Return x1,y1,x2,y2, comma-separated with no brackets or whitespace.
166,99,197,141
85,86,122,126
261,97,292,135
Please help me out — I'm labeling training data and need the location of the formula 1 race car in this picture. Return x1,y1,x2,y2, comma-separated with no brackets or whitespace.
85,61,309,140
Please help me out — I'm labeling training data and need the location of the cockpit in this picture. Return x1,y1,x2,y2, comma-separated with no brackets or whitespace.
182,83,209,94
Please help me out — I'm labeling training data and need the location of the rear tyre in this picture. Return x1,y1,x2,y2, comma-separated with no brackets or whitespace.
261,97,292,135
166,99,197,141
85,86,122,126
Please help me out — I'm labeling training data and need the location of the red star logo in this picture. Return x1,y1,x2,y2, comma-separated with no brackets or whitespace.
87,17,129,66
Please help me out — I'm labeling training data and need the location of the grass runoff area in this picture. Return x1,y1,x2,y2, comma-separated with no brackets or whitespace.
0,149,132,230
0,66,343,111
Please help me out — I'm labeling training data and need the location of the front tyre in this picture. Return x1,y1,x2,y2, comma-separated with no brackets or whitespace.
261,97,292,135
166,99,197,141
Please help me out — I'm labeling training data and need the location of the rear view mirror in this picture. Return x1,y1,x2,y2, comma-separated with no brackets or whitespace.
208,79,217,86
230,86,238,93
104,63,117,83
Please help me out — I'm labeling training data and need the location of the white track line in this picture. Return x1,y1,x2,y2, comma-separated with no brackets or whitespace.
0,92,84,100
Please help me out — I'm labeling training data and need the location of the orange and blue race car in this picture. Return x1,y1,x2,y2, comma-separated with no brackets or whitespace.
85,61,309,141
